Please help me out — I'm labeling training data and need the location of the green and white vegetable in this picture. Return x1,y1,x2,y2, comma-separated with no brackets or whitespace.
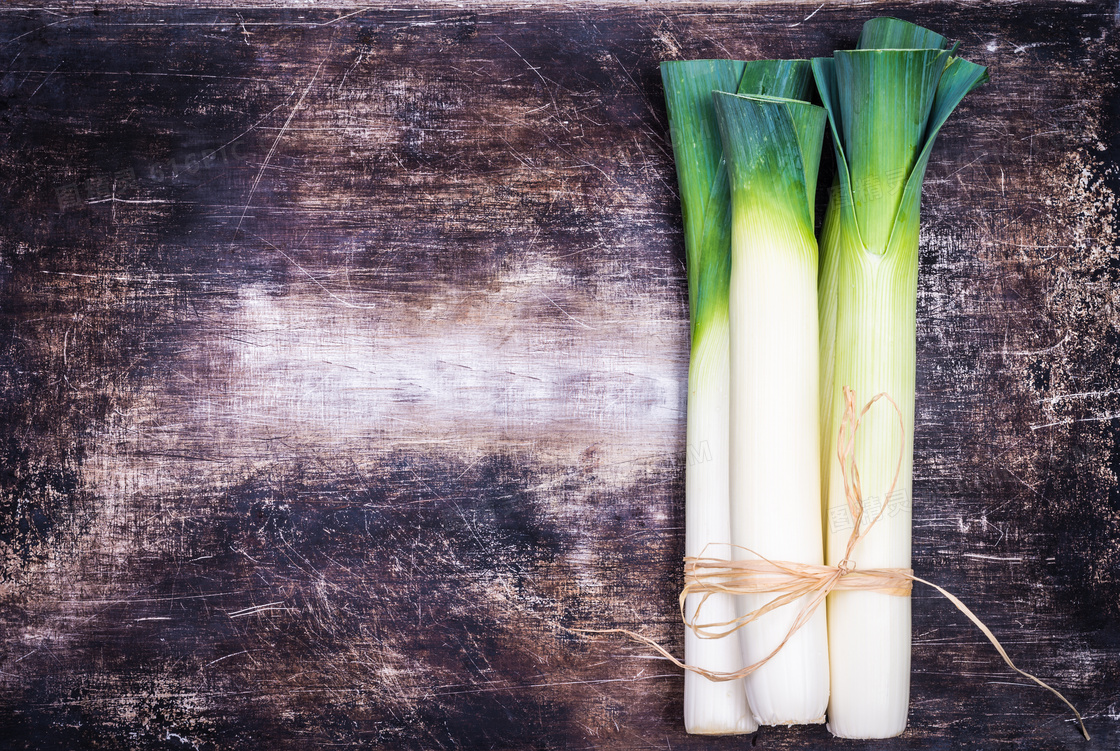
714,82,828,726
813,17,988,739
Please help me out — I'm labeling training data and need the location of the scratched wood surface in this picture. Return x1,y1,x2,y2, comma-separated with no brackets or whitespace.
0,1,1117,749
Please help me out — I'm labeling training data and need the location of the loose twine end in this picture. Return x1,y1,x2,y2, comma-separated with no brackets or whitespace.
576,387,1089,741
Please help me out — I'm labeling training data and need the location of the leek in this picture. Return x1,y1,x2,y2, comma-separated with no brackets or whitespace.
661,58,814,734
813,18,989,738
714,88,829,726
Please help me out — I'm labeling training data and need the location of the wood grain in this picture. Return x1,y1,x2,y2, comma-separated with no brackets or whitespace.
0,2,1117,749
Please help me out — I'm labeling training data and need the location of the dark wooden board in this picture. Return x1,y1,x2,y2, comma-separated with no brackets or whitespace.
0,2,1117,748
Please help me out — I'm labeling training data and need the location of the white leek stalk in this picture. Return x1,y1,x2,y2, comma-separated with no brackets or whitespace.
662,59,815,734
813,18,989,738
683,307,749,734
714,89,829,726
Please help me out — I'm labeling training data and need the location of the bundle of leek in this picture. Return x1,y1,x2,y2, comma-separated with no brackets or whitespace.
660,16,988,736
660,58,818,734
813,17,988,739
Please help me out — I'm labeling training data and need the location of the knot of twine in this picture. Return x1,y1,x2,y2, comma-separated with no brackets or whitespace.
579,387,1089,740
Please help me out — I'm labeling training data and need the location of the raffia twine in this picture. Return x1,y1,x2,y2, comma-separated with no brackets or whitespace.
578,387,1090,741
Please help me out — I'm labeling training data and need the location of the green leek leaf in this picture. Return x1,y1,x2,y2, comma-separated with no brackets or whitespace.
661,59,813,344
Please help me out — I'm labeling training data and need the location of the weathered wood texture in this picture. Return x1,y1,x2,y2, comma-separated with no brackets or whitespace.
0,2,1117,749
